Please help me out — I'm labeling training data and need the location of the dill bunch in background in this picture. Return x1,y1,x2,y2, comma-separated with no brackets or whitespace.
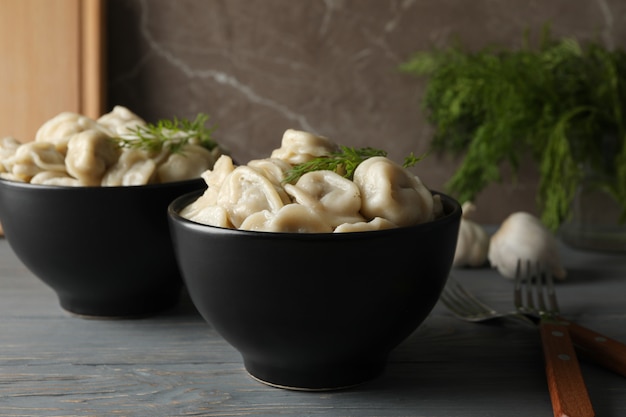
400,27,626,232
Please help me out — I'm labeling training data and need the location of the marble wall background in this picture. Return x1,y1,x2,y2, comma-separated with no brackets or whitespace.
105,0,626,224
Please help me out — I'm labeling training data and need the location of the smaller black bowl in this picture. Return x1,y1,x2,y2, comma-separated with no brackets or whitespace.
168,190,461,390
0,178,206,318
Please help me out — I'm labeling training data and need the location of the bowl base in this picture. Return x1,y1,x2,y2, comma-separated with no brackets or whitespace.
58,290,181,319
243,357,387,391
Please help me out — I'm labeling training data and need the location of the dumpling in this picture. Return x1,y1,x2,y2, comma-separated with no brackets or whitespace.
97,105,146,136
180,155,239,225
35,111,102,154
65,129,120,186
334,217,398,233
189,154,236,209
0,172,21,181
180,204,233,228
432,194,444,219
240,204,333,233
30,171,81,186
284,170,364,227
352,156,434,227
4,142,66,182
202,154,235,191
247,157,292,186
101,148,156,186
0,137,22,171
245,159,292,204
216,166,288,228
270,129,338,165
156,144,218,183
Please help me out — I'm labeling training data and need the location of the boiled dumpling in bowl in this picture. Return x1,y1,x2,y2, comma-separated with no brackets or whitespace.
101,148,157,186
284,170,364,228
35,111,103,154
270,129,339,165
2,142,66,182
0,137,22,167
216,165,290,228
334,217,397,233
352,156,434,227
1,107,226,188
30,171,81,186
247,157,292,187
180,129,444,233
157,144,220,183
65,130,121,186
240,204,333,233
97,105,147,136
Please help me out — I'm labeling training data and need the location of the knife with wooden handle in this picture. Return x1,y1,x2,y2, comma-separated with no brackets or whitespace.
540,321,595,417
516,311,626,377
562,318,626,378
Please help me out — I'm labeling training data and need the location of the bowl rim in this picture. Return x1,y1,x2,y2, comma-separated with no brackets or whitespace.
0,176,206,192
168,189,462,239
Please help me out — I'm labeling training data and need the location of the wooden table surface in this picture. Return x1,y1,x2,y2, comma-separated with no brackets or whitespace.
1,236,625,417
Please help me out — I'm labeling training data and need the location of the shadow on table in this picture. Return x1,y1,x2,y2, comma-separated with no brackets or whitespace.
154,285,204,319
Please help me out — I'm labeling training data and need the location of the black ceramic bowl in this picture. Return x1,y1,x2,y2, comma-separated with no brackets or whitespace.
168,190,461,390
0,178,206,318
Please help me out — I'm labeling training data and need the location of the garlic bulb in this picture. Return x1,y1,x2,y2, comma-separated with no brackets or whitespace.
453,201,490,267
488,211,566,280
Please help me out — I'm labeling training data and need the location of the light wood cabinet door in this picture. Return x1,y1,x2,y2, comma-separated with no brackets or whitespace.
0,0,104,141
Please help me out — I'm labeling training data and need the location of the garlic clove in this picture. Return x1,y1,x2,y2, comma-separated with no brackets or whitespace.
488,211,566,280
452,202,490,268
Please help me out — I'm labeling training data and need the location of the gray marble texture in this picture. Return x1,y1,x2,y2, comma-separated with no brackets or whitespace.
105,0,626,224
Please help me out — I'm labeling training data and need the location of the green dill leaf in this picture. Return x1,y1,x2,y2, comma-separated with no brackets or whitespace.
282,146,426,184
115,113,218,154
403,152,427,168
282,146,387,184
400,26,626,231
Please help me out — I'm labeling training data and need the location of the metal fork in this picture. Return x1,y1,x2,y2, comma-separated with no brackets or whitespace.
442,273,626,378
515,260,594,417
441,276,534,325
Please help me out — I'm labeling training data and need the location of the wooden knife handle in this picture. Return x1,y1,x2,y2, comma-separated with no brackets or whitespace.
564,318,626,378
540,322,595,417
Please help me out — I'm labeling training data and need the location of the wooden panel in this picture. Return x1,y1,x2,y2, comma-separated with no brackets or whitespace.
0,0,104,142
79,0,105,120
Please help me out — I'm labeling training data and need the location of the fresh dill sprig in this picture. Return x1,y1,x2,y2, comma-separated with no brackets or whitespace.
399,25,626,231
282,146,426,184
403,151,427,168
115,113,217,153
282,146,387,184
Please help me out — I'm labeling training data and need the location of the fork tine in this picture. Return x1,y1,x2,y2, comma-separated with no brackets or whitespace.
543,265,559,314
514,259,523,311
440,280,465,313
441,277,495,318
516,259,537,315
441,278,467,314
534,262,549,313
513,263,626,379
530,262,560,317
442,275,536,325
440,283,464,312
516,259,562,319
524,260,541,311
448,277,494,313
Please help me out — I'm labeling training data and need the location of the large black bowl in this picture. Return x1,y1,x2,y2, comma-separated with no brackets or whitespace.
168,190,461,390
0,178,206,318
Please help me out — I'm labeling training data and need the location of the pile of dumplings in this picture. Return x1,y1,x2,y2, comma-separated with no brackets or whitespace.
0,106,222,186
181,129,443,233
